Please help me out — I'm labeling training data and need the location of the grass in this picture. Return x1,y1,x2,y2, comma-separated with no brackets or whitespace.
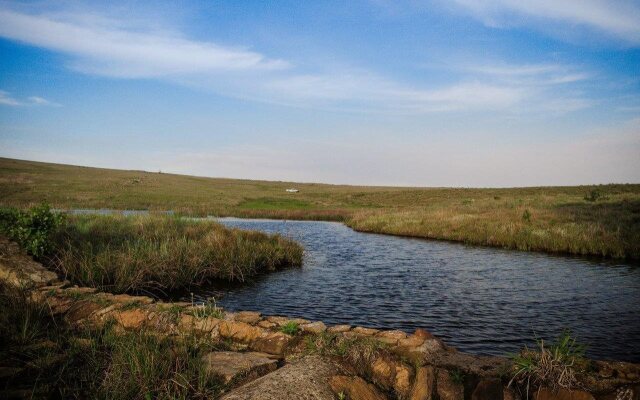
304,332,388,377
280,321,300,336
1,157,640,259
43,213,303,294
509,330,589,394
0,281,225,399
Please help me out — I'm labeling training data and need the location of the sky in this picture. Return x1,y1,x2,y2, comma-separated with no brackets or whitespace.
0,0,639,187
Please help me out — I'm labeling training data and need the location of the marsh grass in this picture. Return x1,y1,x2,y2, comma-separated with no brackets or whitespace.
46,214,303,294
2,157,639,259
0,281,224,399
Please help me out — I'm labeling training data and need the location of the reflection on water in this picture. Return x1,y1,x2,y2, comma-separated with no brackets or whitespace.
191,218,640,362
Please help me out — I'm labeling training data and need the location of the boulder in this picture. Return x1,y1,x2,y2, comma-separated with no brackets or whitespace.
235,311,262,325
436,369,465,400
65,301,105,323
376,330,408,345
327,324,352,333
221,356,339,400
201,351,277,385
534,388,594,400
301,321,327,334
219,320,264,344
352,326,380,336
250,331,293,356
258,320,277,329
472,378,503,400
112,308,148,329
329,375,388,400
410,366,436,400
266,316,289,326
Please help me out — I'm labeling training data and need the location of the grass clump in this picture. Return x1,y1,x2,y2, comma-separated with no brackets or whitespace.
43,213,303,294
509,330,589,394
280,321,300,336
0,280,224,399
190,297,225,319
305,332,387,375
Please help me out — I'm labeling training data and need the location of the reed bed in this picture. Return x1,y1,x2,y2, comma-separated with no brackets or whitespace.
47,214,303,294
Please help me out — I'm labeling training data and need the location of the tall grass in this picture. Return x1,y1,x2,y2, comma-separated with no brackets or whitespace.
0,281,223,399
47,214,303,294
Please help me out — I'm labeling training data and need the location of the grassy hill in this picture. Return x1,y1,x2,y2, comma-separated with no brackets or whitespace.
1,157,639,259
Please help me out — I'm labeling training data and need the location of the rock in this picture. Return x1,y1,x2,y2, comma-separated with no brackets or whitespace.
113,309,148,329
219,320,264,344
301,321,327,334
472,378,503,400
201,351,277,385
410,366,435,400
394,363,413,397
503,387,519,400
399,333,427,348
436,369,465,400
250,331,292,356
235,311,262,325
65,301,104,323
221,356,339,400
258,320,277,329
534,387,594,400
328,324,352,333
329,375,388,400
289,318,310,325
266,316,289,326
111,293,154,305
371,357,413,396
414,328,436,340
178,314,220,334
376,330,408,345
352,326,379,336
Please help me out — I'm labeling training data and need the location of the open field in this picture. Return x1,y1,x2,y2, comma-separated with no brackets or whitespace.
1,157,639,259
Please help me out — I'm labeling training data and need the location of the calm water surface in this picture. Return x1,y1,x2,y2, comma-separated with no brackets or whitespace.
193,218,640,362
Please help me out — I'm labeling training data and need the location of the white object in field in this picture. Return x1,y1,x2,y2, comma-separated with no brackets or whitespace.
286,188,299,193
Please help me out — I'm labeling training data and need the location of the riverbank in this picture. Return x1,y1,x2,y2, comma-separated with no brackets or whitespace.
1,235,639,399
2,157,639,259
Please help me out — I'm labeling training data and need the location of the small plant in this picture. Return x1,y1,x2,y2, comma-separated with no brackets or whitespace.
337,392,346,400
280,321,300,336
510,330,588,394
522,209,531,222
0,204,64,258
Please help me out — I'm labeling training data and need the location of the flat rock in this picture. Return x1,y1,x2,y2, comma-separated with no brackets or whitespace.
202,351,277,385
250,331,293,355
221,356,339,400
327,324,351,333
329,375,388,400
302,321,327,334
235,311,262,325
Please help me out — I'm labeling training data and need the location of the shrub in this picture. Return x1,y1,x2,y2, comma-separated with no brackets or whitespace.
584,189,602,202
522,209,532,223
0,204,64,258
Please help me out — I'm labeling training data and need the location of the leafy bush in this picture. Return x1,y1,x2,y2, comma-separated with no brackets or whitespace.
584,189,603,202
0,204,64,258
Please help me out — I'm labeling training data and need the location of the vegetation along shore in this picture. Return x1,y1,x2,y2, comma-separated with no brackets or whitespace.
2,157,639,259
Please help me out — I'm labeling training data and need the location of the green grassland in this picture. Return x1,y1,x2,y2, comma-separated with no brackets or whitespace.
1,157,639,259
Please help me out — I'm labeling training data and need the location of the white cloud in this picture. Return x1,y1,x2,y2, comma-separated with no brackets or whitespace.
0,9,289,78
0,90,22,106
0,90,59,107
452,0,640,44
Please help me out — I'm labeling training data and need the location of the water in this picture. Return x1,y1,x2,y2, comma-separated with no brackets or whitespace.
193,218,640,362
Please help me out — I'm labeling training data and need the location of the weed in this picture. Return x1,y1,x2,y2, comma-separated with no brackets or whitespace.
522,209,531,223
190,296,224,319
450,368,466,384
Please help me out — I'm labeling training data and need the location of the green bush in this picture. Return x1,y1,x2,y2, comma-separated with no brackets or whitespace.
0,204,64,258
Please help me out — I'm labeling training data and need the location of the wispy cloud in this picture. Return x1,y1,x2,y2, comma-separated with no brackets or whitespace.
0,90,22,106
0,90,59,107
451,0,640,44
0,9,289,78
0,6,596,114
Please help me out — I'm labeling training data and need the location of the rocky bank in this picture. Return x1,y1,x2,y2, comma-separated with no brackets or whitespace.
1,236,639,400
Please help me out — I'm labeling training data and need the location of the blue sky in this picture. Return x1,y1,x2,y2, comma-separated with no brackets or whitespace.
0,0,639,186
